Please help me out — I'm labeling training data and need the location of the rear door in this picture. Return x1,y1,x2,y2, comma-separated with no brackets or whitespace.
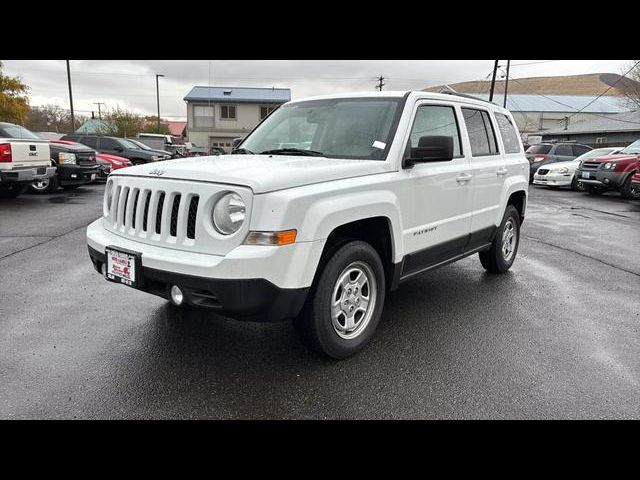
552,144,575,164
461,107,504,241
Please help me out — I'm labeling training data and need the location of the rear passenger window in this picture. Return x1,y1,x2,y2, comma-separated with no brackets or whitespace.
408,105,462,157
494,113,521,153
462,108,499,156
572,145,590,156
555,145,573,156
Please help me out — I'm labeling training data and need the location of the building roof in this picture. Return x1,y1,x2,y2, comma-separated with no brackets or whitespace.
75,119,111,133
424,73,640,97
184,86,291,104
541,109,640,135
465,93,629,113
165,121,187,136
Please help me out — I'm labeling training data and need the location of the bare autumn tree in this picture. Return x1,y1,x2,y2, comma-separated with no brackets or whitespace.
0,61,30,124
618,61,640,110
26,104,73,133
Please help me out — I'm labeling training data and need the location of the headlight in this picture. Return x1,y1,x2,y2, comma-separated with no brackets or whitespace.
556,167,569,174
212,192,246,235
605,163,611,169
58,152,77,164
611,163,617,170
152,155,160,161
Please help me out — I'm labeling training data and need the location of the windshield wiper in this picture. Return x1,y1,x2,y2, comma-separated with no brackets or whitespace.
231,148,254,155
259,148,324,157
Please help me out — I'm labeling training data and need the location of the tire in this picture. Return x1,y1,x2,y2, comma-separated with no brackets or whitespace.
571,176,582,191
62,184,80,191
295,240,386,359
620,174,640,200
479,205,521,274
0,184,28,199
584,185,604,196
29,175,59,194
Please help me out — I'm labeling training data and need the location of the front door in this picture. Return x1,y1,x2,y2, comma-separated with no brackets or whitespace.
396,102,473,277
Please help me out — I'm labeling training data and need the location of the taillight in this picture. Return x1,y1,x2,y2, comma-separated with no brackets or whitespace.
533,155,547,162
0,143,12,163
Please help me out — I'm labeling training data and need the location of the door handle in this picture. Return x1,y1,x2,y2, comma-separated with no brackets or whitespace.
456,173,473,184
496,167,508,176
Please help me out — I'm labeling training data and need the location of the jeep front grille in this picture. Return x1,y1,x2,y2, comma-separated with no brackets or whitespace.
108,184,200,241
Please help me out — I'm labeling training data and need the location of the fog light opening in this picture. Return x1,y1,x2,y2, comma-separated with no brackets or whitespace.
101,263,107,278
170,285,184,306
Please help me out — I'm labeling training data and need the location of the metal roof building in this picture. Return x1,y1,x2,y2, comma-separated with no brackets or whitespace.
183,86,291,104
471,93,628,114
540,109,640,147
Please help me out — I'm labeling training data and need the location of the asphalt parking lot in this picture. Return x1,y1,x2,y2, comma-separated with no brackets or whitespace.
1,184,639,419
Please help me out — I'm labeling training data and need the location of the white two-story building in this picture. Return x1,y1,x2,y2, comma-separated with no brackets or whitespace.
184,86,291,153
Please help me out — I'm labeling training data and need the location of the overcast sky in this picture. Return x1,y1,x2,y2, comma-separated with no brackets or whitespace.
2,60,631,120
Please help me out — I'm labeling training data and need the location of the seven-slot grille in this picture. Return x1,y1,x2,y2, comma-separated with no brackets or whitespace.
581,161,601,171
107,184,199,241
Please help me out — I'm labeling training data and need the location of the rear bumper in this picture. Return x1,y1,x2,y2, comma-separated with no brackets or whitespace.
88,245,309,322
0,166,56,184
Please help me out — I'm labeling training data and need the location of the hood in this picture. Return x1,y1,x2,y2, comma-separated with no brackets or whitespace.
545,159,579,170
581,153,639,164
49,142,94,153
113,154,392,193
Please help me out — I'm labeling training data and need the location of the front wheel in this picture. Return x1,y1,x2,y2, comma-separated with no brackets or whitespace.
479,205,521,274
295,240,386,359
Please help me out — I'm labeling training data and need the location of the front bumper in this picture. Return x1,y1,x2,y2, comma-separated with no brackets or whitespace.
86,219,325,321
575,169,625,188
57,164,100,186
0,166,56,184
533,171,572,186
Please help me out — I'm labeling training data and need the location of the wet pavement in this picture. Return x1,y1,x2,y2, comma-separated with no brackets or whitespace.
1,183,639,419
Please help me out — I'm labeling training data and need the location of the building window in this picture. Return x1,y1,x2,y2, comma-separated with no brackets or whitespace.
595,137,608,145
220,105,237,120
193,106,214,127
260,105,277,120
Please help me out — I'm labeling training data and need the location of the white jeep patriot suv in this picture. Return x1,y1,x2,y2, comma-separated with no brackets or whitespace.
87,91,528,358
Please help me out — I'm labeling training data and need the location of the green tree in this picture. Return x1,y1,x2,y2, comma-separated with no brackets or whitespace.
0,61,30,124
97,107,147,138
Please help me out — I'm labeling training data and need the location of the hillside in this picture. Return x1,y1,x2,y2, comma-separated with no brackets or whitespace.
423,73,640,97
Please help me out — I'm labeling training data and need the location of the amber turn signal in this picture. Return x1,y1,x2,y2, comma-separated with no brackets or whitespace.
244,229,297,246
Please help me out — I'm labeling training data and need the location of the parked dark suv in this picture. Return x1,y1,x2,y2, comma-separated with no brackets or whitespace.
526,142,592,183
61,134,163,165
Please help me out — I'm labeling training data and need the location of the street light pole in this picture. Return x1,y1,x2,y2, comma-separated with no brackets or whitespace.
503,60,511,108
156,74,164,133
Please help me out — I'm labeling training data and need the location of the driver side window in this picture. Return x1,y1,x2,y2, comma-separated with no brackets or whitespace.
408,105,462,157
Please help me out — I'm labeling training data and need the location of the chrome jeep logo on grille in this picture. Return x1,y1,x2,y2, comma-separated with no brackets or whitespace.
148,169,165,176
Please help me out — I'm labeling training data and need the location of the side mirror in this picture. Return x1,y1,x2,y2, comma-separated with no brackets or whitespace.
403,135,454,168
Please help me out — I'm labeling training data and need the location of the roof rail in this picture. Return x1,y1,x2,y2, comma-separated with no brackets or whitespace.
439,90,495,104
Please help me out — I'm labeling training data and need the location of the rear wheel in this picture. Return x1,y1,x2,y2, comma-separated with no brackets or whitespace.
620,174,640,200
479,205,520,274
29,175,59,194
295,240,386,359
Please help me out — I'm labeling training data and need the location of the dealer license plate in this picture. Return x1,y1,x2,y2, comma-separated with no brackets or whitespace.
105,248,139,287
582,172,591,179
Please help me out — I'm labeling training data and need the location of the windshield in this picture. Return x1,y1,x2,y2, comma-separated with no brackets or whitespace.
118,139,139,149
621,139,640,155
526,144,552,154
0,124,41,140
129,139,152,150
238,97,403,160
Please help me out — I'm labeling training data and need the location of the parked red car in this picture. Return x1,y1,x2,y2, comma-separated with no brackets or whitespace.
631,170,640,197
575,139,640,199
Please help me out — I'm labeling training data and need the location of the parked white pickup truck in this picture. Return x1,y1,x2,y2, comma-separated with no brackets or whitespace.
87,91,529,358
0,122,55,198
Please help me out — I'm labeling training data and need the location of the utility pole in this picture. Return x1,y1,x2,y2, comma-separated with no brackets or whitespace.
66,60,75,132
489,60,499,102
376,75,385,91
503,60,511,108
156,74,165,133
93,102,105,120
